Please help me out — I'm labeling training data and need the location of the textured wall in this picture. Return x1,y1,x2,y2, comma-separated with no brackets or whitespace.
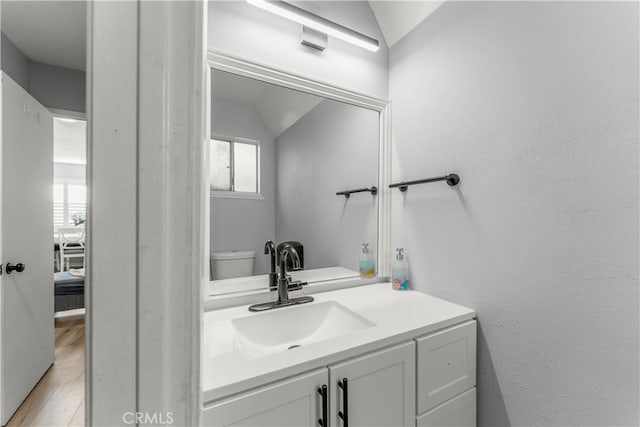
276,99,378,272
389,2,639,425
210,97,276,276
208,1,389,99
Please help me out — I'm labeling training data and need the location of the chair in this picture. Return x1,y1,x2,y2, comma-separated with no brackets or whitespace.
54,246,60,272
58,227,85,271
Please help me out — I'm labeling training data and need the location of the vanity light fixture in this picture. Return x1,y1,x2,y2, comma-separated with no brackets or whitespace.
246,0,380,52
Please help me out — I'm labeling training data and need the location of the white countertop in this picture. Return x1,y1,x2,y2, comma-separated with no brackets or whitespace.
203,283,475,403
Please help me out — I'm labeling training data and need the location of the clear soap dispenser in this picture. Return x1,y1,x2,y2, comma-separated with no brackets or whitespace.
392,248,409,290
359,243,375,278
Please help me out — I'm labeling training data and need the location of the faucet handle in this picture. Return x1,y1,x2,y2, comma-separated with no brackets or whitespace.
264,240,275,254
287,281,307,291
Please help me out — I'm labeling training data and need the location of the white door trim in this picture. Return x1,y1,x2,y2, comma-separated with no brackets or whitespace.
136,2,206,424
86,1,138,424
207,50,392,278
87,2,206,424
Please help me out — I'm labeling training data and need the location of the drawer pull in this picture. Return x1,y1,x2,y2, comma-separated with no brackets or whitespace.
317,385,328,426
338,378,348,427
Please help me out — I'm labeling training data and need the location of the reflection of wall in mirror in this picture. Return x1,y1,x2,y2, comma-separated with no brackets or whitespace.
210,98,276,276
275,99,378,273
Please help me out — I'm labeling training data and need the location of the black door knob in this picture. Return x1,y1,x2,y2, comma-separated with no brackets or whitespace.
6,263,25,274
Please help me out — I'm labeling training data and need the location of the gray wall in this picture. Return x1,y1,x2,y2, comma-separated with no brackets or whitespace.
210,97,276,276
208,1,389,99
0,32,86,113
276,99,378,272
1,32,30,90
30,61,85,113
389,2,639,425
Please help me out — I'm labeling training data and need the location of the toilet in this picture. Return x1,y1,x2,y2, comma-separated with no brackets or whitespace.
210,250,256,280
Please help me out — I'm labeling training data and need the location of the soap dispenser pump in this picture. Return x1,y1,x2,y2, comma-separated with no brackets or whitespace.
359,243,375,278
392,248,409,290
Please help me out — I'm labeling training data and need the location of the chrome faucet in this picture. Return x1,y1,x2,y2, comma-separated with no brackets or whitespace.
264,240,277,290
248,243,314,312
277,244,302,304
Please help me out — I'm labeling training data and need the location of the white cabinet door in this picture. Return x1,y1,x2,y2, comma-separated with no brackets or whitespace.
416,320,476,413
203,368,328,427
416,388,476,427
329,342,415,427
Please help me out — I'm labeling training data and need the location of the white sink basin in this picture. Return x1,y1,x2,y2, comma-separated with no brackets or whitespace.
231,301,375,359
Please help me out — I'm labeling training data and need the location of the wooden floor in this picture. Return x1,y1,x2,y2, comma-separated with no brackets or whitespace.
6,312,85,427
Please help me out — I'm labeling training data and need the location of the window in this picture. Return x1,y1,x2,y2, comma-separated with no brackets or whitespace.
54,182,87,227
210,137,260,198
53,116,87,228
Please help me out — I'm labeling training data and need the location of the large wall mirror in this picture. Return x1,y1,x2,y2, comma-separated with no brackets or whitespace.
208,53,389,297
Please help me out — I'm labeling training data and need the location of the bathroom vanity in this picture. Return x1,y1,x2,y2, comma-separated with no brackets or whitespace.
203,284,477,426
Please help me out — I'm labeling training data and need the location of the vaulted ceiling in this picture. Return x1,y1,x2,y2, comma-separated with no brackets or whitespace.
368,1,444,48
212,70,323,138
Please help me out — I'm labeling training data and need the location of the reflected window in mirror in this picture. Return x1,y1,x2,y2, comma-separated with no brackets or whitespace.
210,137,260,197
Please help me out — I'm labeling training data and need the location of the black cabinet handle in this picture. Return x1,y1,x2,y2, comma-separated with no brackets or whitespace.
5,263,25,274
338,378,348,427
317,385,328,426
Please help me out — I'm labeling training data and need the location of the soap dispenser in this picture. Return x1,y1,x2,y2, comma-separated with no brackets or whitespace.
391,248,409,290
359,243,375,278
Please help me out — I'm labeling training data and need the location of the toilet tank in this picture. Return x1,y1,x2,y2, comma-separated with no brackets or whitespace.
211,250,256,280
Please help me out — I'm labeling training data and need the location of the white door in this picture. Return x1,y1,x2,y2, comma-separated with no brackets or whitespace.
0,72,55,424
329,342,415,427
203,368,328,426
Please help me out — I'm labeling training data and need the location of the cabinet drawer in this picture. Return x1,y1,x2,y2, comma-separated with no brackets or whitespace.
416,388,476,427
416,320,476,413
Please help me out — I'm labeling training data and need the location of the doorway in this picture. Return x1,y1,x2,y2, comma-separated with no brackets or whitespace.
1,1,87,425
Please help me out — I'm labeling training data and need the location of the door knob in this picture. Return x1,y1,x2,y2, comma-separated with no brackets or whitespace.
6,263,25,274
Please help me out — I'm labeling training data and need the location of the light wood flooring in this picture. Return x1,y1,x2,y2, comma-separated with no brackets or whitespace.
6,312,85,426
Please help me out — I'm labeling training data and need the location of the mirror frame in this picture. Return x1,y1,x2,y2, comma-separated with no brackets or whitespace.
207,50,391,304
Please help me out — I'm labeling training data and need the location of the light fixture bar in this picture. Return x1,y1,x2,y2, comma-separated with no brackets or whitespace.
247,0,380,52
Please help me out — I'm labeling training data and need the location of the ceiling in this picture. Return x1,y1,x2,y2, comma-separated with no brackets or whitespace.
213,70,324,138
1,1,86,71
368,1,444,48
